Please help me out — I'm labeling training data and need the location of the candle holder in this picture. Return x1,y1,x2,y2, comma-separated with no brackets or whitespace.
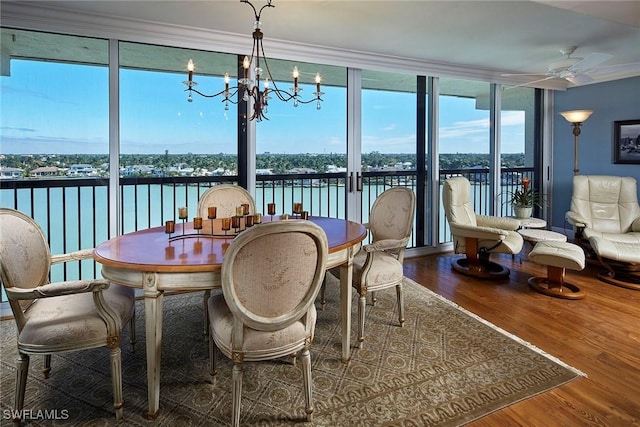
293,202,303,218
193,217,203,234
231,216,241,234
268,203,276,220
301,211,309,220
221,218,231,236
165,220,175,239
254,213,262,224
208,206,217,233
178,207,188,235
245,214,254,228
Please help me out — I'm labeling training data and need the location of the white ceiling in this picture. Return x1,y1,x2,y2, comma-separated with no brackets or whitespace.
2,0,640,90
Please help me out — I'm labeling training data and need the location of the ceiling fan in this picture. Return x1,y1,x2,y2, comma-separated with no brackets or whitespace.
502,46,640,87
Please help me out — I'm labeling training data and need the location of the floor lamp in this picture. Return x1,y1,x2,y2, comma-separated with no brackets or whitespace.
559,110,594,175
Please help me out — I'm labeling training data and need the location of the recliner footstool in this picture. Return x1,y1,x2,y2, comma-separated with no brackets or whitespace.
589,237,640,290
527,241,586,300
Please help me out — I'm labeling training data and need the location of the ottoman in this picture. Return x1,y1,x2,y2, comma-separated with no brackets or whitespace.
527,241,586,299
589,237,640,290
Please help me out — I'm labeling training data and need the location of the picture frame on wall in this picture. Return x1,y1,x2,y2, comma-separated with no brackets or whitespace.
613,119,640,164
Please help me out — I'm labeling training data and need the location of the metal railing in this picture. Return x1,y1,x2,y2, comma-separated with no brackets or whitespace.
1,166,533,302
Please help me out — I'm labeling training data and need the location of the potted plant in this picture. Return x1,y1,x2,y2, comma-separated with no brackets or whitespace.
505,177,545,219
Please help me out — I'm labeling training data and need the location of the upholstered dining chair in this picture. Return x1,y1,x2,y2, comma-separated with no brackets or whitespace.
566,175,640,289
207,220,328,426
0,208,135,424
197,183,256,219
442,176,523,279
197,184,257,336
323,187,415,349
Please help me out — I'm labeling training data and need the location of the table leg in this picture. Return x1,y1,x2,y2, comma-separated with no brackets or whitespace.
339,248,354,364
143,273,163,419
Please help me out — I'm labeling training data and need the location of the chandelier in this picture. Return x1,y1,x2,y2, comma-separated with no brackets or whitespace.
183,0,324,121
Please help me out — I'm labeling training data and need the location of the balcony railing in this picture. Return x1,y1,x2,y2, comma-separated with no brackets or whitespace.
1,167,533,302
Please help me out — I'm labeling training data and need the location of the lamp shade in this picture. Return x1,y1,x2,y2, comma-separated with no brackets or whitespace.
559,110,594,124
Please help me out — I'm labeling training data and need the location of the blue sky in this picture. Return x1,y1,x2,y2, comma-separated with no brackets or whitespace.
1,59,526,156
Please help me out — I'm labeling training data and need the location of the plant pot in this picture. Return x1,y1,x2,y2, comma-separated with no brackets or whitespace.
514,206,533,219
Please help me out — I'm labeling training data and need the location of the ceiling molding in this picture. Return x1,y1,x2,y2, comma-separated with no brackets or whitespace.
0,1,570,90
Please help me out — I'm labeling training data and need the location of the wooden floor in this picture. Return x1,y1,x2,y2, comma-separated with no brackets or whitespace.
403,252,640,427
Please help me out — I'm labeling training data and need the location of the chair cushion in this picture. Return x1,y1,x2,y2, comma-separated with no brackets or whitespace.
19,284,134,351
589,237,640,264
208,293,316,360
351,250,403,291
583,229,640,244
570,175,640,234
528,241,585,271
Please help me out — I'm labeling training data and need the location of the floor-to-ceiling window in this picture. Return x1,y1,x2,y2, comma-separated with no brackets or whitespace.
0,26,543,290
119,42,239,233
252,58,348,218
0,29,108,283
437,78,491,243
361,70,419,246
499,86,538,216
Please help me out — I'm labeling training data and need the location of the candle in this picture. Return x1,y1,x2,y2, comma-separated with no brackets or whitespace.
245,215,254,227
268,203,276,216
282,213,290,220
193,217,203,230
301,211,309,220
165,220,175,234
242,203,250,215
235,206,244,217
254,213,262,224
231,216,241,229
207,206,217,219
178,207,188,220
221,218,231,231
243,56,250,80
187,59,194,82
293,66,299,90
293,202,303,214
315,73,321,93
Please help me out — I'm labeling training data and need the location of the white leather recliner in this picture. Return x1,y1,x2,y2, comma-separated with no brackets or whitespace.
443,177,523,279
566,175,640,289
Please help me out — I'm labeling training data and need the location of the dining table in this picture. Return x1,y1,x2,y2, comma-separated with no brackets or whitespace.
93,215,367,419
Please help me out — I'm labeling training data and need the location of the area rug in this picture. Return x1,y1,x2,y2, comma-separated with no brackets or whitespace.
0,275,583,426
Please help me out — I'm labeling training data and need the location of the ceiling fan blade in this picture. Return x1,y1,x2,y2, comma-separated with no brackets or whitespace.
586,62,640,75
569,53,613,72
503,76,555,89
566,74,593,85
501,73,548,77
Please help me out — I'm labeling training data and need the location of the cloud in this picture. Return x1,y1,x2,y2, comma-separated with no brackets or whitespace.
0,126,37,133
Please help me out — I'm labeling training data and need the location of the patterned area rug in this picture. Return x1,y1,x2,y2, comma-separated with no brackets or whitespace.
0,275,583,426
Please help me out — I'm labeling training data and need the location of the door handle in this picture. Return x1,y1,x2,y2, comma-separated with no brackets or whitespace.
356,172,363,192
348,172,354,193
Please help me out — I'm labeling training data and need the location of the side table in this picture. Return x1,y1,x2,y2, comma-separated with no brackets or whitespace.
510,216,546,229
518,229,568,245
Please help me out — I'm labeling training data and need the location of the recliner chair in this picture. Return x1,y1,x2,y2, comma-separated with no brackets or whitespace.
566,175,640,289
443,177,523,279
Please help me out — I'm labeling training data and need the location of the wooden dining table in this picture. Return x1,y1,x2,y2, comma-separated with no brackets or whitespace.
93,215,367,419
